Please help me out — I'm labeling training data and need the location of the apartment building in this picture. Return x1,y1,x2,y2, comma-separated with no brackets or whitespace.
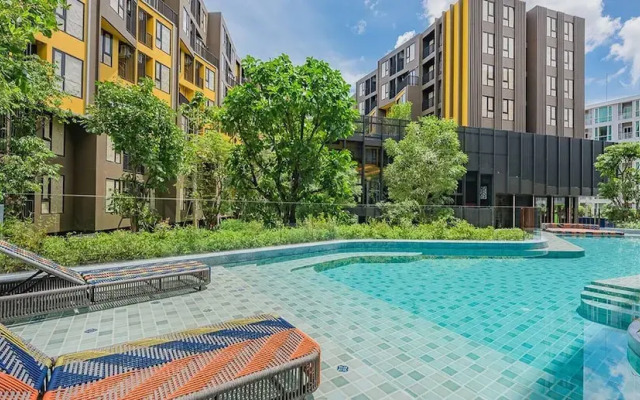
585,96,640,142
351,0,593,226
207,12,243,104
27,0,225,233
355,0,585,137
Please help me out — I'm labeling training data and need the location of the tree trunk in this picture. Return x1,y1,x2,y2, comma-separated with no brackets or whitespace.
286,204,297,226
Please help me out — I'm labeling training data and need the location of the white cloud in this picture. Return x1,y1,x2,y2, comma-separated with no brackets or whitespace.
351,20,367,35
421,0,621,52
593,66,628,85
609,17,640,86
364,0,383,16
395,31,416,48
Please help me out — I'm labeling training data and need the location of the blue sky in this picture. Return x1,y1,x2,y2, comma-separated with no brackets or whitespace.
205,0,640,105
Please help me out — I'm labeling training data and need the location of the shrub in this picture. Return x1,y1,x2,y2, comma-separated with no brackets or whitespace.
0,220,529,271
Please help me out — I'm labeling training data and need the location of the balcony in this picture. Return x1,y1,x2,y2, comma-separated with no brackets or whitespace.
141,0,178,24
422,97,435,111
391,76,419,98
137,54,150,83
118,44,135,83
194,41,219,68
184,56,195,83
125,0,138,37
423,42,435,59
139,31,152,48
422,70,435,85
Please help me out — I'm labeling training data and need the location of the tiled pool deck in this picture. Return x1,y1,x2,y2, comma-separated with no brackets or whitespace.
9,242,635,400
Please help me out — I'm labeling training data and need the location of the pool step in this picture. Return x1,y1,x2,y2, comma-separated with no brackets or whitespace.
578,299,639,330
579,281,640,329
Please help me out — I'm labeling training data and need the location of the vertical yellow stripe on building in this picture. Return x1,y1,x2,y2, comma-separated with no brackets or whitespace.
452,2,460,123
461,0,469,127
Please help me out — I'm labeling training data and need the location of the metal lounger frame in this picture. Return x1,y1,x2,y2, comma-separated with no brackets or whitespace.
0,268,211,321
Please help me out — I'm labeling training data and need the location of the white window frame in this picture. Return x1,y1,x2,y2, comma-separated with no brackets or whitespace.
503,37,514,59
105,179,122,213
482,96,495,118
502,67,514,90
381,60,389,78
359,102,365,115
106,135,121,164
564,79,573,99
482,0,495,23
546,76,557,97
359,82,365,97
381,83,389,100
482,64,494,87
546,105,557,126
406,43,416,62
502,99,514,121
547,46,557,68
110,0,125,19
101,31,112,66
564,50,574,71
41,176,64,215
547,16,557,38
564,108,574,128
482,32,495,55
564,21,574,42
205,68,215,91
503,6,514,28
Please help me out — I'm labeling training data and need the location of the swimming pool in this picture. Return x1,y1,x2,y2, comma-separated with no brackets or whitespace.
10,236,640,399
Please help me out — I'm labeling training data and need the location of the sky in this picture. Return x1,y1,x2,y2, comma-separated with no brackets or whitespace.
205,0,640,105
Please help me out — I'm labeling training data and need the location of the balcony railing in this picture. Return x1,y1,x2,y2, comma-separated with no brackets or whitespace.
619,110,633,120
423,42,435,59
141,0,178,24
422,70,435,85
196,76,203,88
194,41,219,68
125,0,138,36
392,76,419,97
139,31,153,48
352,116,410,141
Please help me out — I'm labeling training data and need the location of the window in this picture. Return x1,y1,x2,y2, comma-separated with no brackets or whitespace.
359,82,365,97
503,6,515,28
482,32,495,55
359,102,365,115
482,96,495,118
482,64,494,87
53,49,83,98
564,21,574,42
156,21,171,54
502,99,514,121
106,135,121,164
546,46,557,67
482,0,495,23
595,106,612,123
205,68,215,91
183,7,189,34
564,79,573,99
382,60,389,78
105,179,121,213
546,105,557,126
154,62,170,93
39,116,64,156
406,43,416,62
55,0,84,40
636,121,640,138
564,50,574,71
110,0,125,19
503,37,514,59
546,76,557,96
101,31,112,66
41,176,64,215
596,125,611,141
564,108,574,128
547,16,557,38
381,83,389,100
502,67,514,89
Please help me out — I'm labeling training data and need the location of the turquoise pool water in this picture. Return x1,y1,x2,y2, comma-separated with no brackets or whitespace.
318,237,640,399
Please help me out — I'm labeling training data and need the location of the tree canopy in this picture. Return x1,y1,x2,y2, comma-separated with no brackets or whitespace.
595,142,640,222
84,79,184,230
383,116,467,220
387,102,413,121
0,0,66,217
221,55,360,225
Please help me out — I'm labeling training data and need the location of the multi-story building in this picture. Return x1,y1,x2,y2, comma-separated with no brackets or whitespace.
207,12,243,104
26,0,227,233
351,0,594,226
585,96,640,142
355,0,585,137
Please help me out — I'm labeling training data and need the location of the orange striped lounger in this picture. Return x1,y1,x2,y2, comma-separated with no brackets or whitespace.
0,314,321,400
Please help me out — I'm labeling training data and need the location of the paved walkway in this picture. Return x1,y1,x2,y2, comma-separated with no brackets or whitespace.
541,232,585,258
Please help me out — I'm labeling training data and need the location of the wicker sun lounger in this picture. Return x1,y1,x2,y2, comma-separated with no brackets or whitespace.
0,240,211,320
0,314,320,400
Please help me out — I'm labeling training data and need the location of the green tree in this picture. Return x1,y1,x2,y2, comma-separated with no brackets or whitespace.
383,116,467,221
0,0,66,218
387,102,413,120
221,55,360,225
595,142,640,222
181,92,233,229
84,79,184,231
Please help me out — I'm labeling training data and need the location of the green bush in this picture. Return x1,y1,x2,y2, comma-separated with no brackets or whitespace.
0,219,529,271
